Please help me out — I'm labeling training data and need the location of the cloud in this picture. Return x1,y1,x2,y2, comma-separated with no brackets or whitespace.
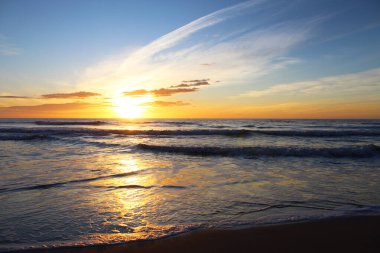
0,102,108,118
153,88,198,96
170,82,207,88
127,0,262,62
41,91,101,99
76,0,324,102
0,95,30,99
122,89,149,96
77,0,301,92
141,100,190,107
239,68,380,98
170,79,210,88
0,102,98,111
123,78,209,96
0,34,20,56
182,79,209,83
124,87,198,97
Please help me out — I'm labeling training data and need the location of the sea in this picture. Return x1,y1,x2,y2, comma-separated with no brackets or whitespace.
0,118,379,252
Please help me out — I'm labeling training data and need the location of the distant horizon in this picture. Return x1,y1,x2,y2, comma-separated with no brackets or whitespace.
1,117,379,120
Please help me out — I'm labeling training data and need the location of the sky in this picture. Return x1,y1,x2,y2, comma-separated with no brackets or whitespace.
0,0,380,118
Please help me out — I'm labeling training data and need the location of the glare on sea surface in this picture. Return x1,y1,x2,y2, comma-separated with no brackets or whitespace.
112,95,152,118
81,155,191,243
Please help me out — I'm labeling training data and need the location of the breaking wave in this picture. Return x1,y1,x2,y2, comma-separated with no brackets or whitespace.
2,127,380,139
35,121,108,126
137,143,380,158
0,134,53,141
0,128,252,137
252,129,380,137
0,171,139,193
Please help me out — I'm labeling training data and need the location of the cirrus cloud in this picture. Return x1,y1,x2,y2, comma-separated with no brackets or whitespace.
76,0,317,97
0,34,20,56
238,68,380,98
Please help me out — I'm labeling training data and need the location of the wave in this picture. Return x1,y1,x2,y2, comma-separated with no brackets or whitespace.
250,129,380,137
1,171,138,193
221,200,380,220
35,120,108,126
161,185,187,189
2,127,380,139
113,185,152,189
0,169,191,193
154,121,202,126
0,128,252,137
76,140,125,149
136,143,380,158
125,120,203,126
0,134,53,141
112,185,187,190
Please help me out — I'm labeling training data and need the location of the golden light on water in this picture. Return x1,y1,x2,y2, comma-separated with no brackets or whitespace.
80,155,191,243
112,95,153,118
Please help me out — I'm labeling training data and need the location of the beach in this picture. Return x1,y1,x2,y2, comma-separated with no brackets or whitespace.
13,215,380,253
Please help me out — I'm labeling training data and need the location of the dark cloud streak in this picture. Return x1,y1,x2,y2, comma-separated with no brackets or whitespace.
182,79,209,83
170,81,209,88
41,91,101,99
153,88,197,96
123,78,210,98
0,95,30,99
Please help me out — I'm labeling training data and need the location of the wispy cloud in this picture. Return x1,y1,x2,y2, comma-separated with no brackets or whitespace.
182,79,209,83
0,95,30,99
239,68,380,98
128,0,263,61
77,0,316,96
0,102,96,111
124,87,198,97
41,91,101,99
141,100,190,107
0,34,20,56
0,102,108,118
170,79,210,88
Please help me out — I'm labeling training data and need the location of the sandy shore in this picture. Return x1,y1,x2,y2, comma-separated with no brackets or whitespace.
12,215,380,253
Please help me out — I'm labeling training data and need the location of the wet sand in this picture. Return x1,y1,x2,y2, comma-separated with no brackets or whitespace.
14,215,380,253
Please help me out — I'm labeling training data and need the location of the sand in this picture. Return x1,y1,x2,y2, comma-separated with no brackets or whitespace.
13,215,380,253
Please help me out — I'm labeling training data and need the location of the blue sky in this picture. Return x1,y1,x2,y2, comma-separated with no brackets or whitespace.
0,0,244,89
0,0,380,118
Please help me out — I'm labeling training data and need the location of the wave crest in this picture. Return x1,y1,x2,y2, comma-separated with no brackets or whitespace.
137,144,380,158
35,121,107,126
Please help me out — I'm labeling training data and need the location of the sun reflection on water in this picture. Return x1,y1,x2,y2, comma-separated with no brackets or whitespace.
80,155,193,244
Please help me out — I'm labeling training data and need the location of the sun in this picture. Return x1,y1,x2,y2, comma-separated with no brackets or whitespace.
112,95,152,118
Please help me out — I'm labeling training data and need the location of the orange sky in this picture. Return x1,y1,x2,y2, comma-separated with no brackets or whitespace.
1,95,379,119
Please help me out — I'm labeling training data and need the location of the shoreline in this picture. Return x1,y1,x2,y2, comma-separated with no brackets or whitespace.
7,215,380,253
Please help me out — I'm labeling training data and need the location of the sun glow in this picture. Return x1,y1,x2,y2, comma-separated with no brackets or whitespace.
112,95,152,118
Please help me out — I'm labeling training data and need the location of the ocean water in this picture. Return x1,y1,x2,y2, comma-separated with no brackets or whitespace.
0,119,380,251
